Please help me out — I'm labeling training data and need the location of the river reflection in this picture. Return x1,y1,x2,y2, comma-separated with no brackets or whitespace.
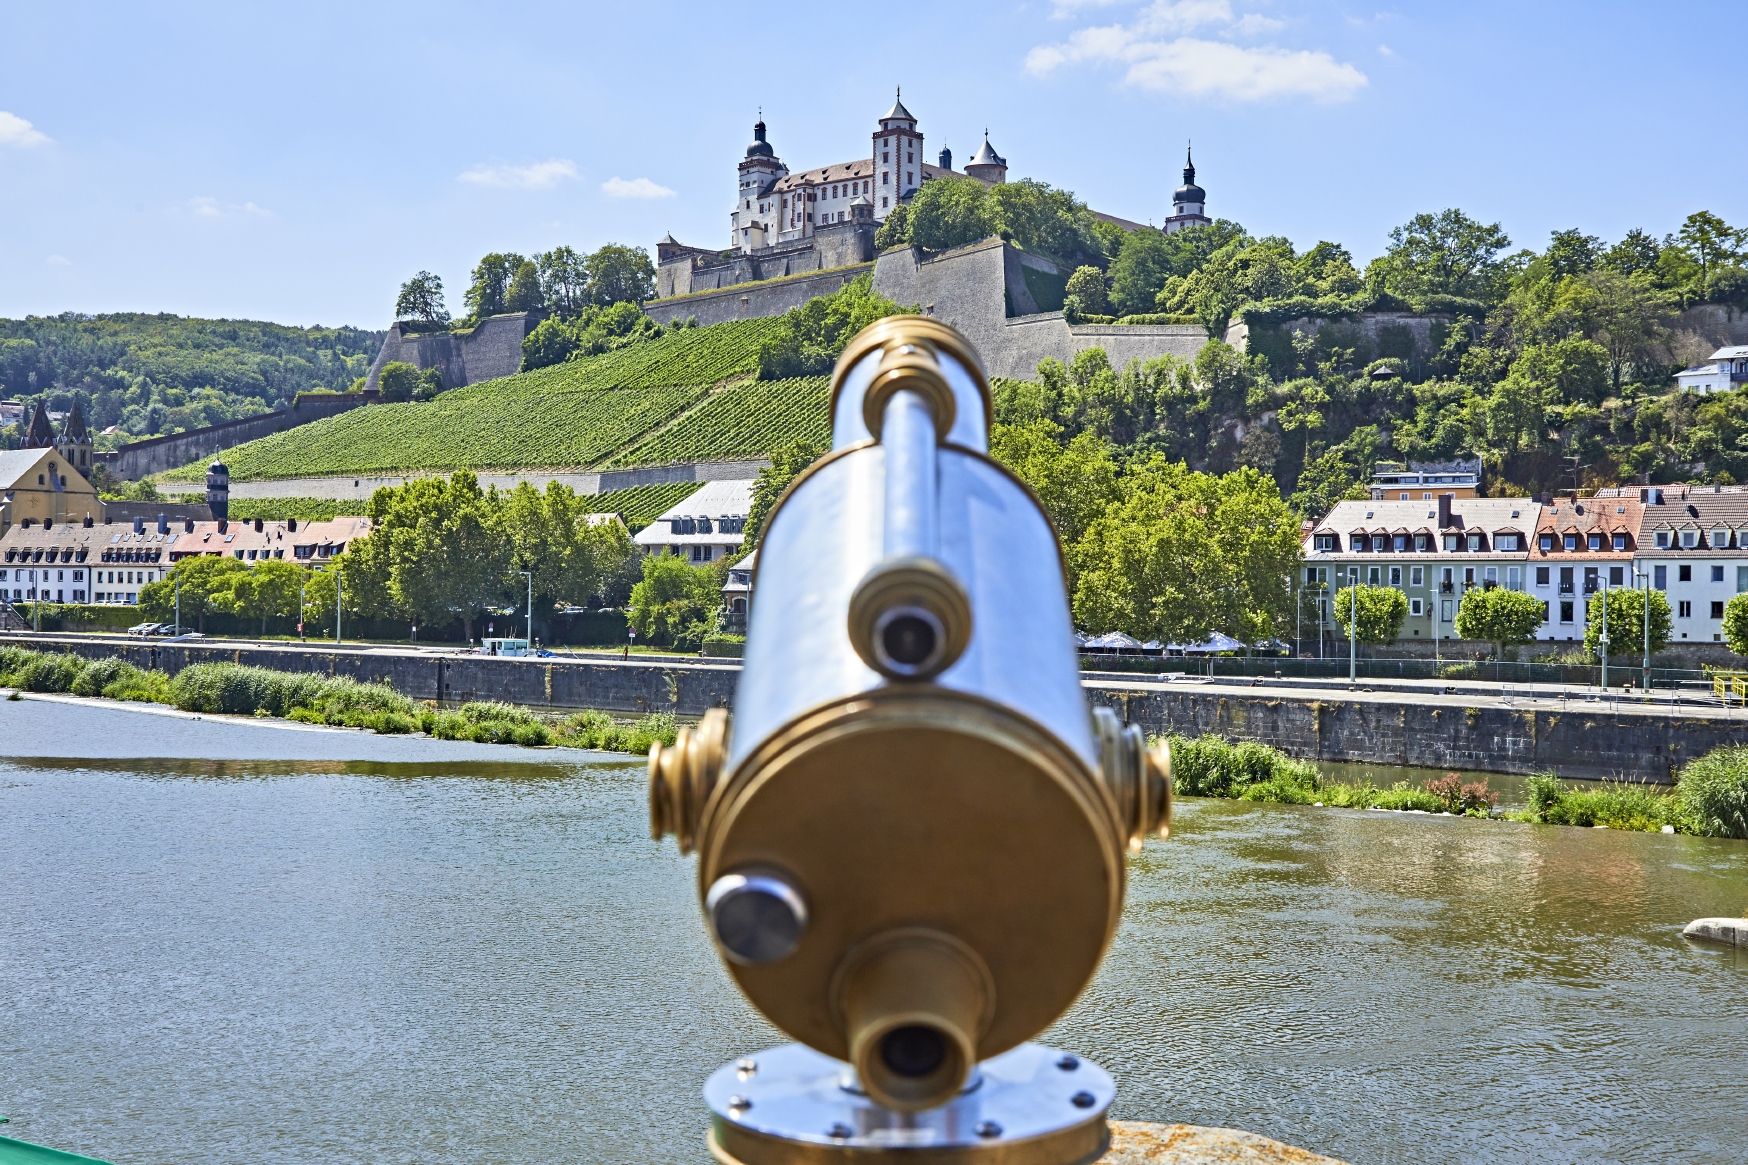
3,716,1745,1164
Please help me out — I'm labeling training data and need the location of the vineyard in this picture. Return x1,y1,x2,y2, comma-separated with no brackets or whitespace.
208,481,714,532
608,377,830,467
159,318,786,483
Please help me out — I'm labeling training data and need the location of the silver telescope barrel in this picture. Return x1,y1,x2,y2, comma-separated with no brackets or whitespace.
650,316,1170,1128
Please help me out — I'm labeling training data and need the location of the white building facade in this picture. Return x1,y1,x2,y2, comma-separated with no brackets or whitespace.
1627,484,1748,643
729,94,1008,253
633,479,753,563
1676,346,1748,395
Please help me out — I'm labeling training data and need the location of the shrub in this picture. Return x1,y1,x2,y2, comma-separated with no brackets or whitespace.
1168,734,1320,798
103,668,173,704
556,709,678,754
13,653,87,693
1424,772,1499,816
1678,746,1748,839
71,657,136,697
1523,772,1678,831
378,361,422,403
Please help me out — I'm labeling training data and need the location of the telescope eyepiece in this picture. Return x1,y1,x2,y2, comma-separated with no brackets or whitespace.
874,606,944,675
881,1024,948,1078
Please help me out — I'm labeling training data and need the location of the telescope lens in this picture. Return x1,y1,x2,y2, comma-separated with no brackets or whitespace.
879,612,938,669
880,1025,947,1078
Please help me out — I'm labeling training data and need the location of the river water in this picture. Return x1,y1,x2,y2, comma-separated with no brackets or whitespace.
3,700,1745,1164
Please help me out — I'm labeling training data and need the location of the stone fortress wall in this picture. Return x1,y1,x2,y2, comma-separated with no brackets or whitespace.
97,393,373,482
365,312,543,392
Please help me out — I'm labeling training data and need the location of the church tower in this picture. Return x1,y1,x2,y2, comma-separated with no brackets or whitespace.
23,401,55,449
1163,146,1210,234
872,89,923,219
56,399,93,478
733,117,789,252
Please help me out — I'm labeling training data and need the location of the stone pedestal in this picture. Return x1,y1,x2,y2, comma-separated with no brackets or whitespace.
1101,1121,1347,1164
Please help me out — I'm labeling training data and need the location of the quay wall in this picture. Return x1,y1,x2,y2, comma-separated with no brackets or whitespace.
18,637,1739,781
1084,687,1728,783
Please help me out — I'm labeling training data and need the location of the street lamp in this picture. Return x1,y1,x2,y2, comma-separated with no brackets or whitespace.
515,570,532,646
1348,571,1358,685
1598,580,1609,689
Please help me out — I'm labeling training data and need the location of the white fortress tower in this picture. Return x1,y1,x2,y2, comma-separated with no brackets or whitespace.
1162,146,1210,234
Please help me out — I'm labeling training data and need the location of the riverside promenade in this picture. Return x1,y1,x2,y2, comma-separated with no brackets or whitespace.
11,632,1746,782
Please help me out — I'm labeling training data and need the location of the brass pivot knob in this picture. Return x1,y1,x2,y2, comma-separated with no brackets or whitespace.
649,707,729,856
1092,706,1172,852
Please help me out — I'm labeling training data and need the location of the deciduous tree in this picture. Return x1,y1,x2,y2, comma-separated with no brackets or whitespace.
463,253,527,321
1590,587,1673,660
394,271,450,324
505,260,543,313
1332,584,1408,645
906,176,997,252
1455,586,1545,657
584,244,656,306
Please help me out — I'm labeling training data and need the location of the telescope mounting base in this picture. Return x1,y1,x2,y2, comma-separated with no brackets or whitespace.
705,1041,1114,1164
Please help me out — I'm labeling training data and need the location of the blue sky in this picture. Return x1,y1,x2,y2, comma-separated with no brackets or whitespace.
2,1,1742,329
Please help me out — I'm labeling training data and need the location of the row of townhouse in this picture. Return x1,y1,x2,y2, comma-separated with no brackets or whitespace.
1302,485,1748,647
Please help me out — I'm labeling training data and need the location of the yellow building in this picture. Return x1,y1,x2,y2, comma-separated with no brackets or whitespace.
0,446,102,536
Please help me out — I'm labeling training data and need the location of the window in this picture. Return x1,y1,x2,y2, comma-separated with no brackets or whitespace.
1656,531,1671,549
1314,534,1335,551
1536,567,1550,586
1679,600,1693,618
1411,566,1424,586
1441,599,1453,622
1305,567,1320,585
1679,564,1693,582
1712,601,1726,618
1394,534,1406,551
1464,567,1476,587
1416,534,1429,550
1508,567,1523,591
1443,535,1458,551
1367,566,1381,585
1539,534,1553,551
1563,533,1577,551
1559,567,1574,594
1713,565,1726,583
1613,533,1627,551
1560,601,1574,623
1410,598,1423,616
1441,567,1454,591
1540,601,1550,621
1497,534,1519,551
1682,530,1699,548
1389,566,1402,586
1738,566,1748,593
1485,566,1499,586
1655,565,1667,590
1713,529,1730,548
1609,566,1624,586
1588,533,1601,551
1467,534,1481,551
1583,567,1598,593
1352,535,1368,551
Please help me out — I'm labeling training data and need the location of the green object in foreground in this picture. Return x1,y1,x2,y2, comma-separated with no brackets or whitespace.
0,1127,116,1165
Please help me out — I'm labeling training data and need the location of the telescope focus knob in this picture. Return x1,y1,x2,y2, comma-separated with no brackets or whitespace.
649,707,729,856
1092,707,1173,852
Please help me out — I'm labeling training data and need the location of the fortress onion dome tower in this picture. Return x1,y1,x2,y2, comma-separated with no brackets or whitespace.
1163,145,1211,235
965,133,1007,186
733,117,789,253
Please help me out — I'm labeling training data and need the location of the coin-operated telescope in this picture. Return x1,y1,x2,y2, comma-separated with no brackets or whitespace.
652,317,1171,1164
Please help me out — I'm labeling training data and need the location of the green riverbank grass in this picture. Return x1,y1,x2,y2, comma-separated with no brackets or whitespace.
1163,732,1748,839
0,647,675,754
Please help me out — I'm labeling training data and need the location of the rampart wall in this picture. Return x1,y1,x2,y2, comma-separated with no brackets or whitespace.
98,393,373,481
643,265,875,327
366,313,542,392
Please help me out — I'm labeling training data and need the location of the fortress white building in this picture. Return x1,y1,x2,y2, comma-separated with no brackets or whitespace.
729,91,1007,253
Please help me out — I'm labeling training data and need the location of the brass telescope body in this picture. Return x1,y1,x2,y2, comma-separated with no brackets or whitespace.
652,317,1170,1160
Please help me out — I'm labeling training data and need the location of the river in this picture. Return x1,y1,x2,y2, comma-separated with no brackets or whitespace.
3,699,1745,1164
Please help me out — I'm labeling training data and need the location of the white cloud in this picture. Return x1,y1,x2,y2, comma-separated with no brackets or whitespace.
0,111,51,147
46,255,70,266
184,196,273,219
457,159,579,189
1027,0,1367,103
1377,43,1395,56
602,176,676,199
1050,0,1124,17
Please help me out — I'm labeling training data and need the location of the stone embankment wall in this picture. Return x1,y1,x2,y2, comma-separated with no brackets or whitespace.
366,313,542,392
1086,687,1731,783
24,637,1738,782
656,221,875,299
97,394,373,481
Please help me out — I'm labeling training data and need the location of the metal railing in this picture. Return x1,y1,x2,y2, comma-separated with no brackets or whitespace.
1078,650,1716,693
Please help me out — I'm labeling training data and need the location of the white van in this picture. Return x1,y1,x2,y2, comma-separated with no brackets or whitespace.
480,637,530,657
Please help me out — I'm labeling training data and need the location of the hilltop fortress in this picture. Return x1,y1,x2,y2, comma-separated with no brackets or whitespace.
644,93,1215,378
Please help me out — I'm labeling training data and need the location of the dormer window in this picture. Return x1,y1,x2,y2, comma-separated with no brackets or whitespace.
1712,529,1730,548
1497,534,1520,551
1613,533,1627,551
1314,534,1335,552
1539,534,1553,551
1467,534,1482,551
1656,531,1670,549
1682,529,1699,548
1588,533,1602,551
1563,533,1577,551
1444,534,1458,551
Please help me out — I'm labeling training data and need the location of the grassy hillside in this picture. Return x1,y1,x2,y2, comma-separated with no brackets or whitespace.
163,317,788,483
608,377,830,466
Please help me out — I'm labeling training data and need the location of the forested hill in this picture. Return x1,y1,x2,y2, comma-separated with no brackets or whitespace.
0,313,383,449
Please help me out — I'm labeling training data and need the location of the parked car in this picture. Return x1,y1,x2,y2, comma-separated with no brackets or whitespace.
126,622,162,637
